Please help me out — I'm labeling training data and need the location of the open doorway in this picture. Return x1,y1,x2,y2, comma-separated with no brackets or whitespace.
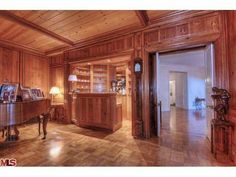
149,45,215,140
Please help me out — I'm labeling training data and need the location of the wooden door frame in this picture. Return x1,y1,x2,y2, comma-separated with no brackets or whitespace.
142,33,229,138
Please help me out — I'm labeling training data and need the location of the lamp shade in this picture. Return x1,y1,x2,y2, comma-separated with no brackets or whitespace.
49,87,60,95
68,74,77,81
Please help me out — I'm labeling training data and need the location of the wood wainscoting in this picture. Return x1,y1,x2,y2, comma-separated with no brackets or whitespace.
227,11,236,163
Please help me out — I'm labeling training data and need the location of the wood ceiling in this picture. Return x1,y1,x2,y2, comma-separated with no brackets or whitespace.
0,10,175,55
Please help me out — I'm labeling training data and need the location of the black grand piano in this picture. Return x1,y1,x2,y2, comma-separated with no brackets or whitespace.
0,83,51,141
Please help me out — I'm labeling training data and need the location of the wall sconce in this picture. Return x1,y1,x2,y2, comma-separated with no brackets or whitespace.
49,86,60,104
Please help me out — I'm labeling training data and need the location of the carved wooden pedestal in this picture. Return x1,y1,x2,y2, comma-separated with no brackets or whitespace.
211,119,234,161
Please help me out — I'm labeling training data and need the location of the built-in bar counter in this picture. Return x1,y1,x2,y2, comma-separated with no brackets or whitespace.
71,92,122,132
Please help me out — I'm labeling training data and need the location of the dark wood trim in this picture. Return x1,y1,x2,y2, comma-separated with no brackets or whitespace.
135,10,149,27
159,45,206,55
0,11,74,46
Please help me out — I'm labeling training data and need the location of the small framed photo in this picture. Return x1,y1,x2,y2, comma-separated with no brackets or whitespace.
21,86,32,101
0,83,20,102
30,88,44,100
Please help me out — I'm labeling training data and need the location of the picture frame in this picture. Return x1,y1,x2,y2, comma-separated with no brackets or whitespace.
30,88,44,100
20,86,32,101
0,83,20,102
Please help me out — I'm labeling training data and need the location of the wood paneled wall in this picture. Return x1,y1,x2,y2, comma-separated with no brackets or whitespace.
0,45,49,97
227,11,236,163
66,35,134,63
0,46,20,83
50,54,64,103
22,52,49,96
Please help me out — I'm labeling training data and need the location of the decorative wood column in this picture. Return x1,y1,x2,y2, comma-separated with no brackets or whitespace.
132,32,145,138
63,53,71,124
133,58,143,137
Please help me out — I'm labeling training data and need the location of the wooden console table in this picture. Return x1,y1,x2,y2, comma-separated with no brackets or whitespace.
51,103,66,123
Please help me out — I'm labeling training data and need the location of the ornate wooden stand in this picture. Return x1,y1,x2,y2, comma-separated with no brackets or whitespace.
210,87,234,161
211,119,234,161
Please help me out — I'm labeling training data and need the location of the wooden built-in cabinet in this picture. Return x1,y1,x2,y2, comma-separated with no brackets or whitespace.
92,65,108,92
71,65,91,92
73,93,122,131
70,64,115,92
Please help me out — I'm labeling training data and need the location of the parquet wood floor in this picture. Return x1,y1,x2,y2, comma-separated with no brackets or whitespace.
0,107,234,166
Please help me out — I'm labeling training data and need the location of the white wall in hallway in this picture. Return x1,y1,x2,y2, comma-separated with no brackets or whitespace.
170,72,188,109
158,51,206,111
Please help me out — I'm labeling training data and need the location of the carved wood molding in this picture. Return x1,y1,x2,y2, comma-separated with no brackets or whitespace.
143,13,221,48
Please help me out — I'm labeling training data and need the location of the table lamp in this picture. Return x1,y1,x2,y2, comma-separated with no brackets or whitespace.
68,74,77,82
49,86,60,104
68,74,77,93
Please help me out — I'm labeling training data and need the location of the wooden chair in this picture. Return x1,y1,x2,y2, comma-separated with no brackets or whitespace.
1,127,5,138
38,107,55,140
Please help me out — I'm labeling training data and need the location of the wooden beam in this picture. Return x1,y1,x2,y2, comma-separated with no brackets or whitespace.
0,11,74,46
135,10,149,26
